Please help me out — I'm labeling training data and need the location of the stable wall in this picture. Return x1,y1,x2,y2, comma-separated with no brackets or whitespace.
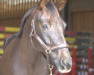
68,0,94,74
0,14,23,27
68,0,94,36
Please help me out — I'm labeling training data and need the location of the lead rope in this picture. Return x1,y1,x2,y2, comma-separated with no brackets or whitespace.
46,52,54,75
46,34,54,75
48,64,53,75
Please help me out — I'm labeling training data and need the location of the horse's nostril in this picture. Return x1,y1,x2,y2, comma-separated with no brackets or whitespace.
61,60,66,69
61,59,72,70
66,63,71,69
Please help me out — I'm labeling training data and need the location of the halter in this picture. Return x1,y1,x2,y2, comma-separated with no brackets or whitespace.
30,14,68,54
29,12,68,75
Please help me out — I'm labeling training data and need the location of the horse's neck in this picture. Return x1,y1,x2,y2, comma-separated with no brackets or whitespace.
19,36,49,75
19,22,49,75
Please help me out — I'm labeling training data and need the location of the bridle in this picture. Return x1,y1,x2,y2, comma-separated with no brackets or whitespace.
29,10,68,75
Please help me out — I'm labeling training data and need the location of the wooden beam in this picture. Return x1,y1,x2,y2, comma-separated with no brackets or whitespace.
0,13,24,19
69,0,94,12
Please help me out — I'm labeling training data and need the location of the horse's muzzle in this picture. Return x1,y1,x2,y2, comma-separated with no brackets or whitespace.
54,58,72,73
58,59,72,73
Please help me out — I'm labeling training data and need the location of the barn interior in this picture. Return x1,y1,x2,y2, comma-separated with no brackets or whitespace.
0,0,94,75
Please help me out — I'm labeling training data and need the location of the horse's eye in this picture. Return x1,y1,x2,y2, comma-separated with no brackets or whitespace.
42,24,48,30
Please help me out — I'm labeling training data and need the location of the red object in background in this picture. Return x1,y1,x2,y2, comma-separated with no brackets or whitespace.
63,73,70,75
71,47,76,75
76,58,88,63
53,68,61,75
57,73,60,75
54,68,56,75
88,47,92,75
0,26,5,31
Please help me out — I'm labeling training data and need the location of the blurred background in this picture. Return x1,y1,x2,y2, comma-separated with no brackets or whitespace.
0,0,94,75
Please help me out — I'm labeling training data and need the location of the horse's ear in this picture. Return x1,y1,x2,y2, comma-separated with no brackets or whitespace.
55,0,67,11
37,0,48,10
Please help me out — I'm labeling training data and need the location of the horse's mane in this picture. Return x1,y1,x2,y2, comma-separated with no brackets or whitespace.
3,34,16,49
17,7,36,37
3,7,36,49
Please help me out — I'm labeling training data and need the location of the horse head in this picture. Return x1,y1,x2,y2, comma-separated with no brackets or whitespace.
30,0,72,73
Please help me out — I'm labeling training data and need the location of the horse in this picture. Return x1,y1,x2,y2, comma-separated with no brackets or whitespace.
1,0,72,75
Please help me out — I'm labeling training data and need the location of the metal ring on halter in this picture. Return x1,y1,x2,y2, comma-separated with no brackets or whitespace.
45,49,51,54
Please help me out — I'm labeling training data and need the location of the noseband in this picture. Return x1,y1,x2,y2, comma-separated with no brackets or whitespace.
29,12,68,75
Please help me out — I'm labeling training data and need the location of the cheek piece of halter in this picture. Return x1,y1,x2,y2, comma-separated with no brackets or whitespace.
29,13,69,75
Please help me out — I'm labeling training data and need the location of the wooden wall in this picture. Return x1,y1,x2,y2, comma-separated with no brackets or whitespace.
0,0,57,16
72,11,94,36
68,0,94,36
0,17,22,27
0,0,58,27
68,1,94,74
